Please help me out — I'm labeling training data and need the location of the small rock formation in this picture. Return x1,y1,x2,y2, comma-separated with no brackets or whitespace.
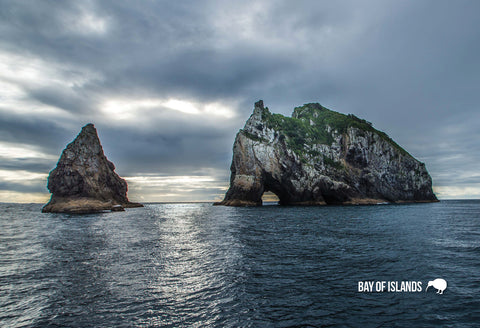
215,100,438,206
42,123,143,213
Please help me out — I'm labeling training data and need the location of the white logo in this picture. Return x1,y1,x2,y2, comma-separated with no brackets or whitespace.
426,278,447,294
357,281,422,292
357,278,448,294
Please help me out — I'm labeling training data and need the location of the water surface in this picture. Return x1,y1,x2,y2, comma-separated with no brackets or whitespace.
1,201,479,327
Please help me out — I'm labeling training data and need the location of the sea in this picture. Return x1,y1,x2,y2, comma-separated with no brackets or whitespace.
0,200,479,327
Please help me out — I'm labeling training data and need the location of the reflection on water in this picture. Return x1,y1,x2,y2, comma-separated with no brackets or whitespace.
0,201,479,327
141,204,245,327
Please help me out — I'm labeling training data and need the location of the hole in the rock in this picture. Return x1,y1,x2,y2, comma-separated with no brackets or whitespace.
322,194,344,205
262,191,280,205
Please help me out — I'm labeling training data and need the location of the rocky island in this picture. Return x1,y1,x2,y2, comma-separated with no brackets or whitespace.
215,100,437,206
42,123,143,213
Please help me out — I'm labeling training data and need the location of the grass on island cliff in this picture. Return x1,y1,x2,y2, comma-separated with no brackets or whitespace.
259,103,411,158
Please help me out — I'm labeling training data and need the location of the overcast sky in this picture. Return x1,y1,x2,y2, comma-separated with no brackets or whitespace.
1,0,479,203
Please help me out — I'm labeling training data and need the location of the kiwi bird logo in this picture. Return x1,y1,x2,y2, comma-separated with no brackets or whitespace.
426,278,447,294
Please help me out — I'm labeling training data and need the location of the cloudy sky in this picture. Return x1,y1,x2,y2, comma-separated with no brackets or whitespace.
1,0,479,203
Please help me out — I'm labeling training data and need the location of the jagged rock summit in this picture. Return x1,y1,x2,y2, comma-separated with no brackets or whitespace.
215,100,437,206
42,123,143,213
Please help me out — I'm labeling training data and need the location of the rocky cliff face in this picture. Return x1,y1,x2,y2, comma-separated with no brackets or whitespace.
42,124,142,213
216,100,437,206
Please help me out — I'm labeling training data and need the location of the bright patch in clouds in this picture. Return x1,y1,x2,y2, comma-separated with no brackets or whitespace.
204,102,236,118
163,99,200,115
75,13,109,35
0,170,47,184
0,51,99,118
0,51,98,89
101,98,236,120
0,142,57,160
433,186,480,199
62,3,110,36
125,175,228,202
101,99,164,120
0,191,49,204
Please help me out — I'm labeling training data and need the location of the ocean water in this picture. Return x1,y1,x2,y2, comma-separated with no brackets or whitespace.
0,201,479,327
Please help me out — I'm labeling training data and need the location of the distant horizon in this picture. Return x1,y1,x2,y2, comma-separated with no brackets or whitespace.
3,197,480,205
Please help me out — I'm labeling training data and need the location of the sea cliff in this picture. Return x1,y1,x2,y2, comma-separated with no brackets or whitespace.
42,124,142,213
216,100,437,206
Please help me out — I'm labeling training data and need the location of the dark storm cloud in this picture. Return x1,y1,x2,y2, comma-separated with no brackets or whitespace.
27,86,98,116
0,157,53,173
1,0,299,105
0,0,479,200
124,49,295,100
0,112,72,153
97,122,237,176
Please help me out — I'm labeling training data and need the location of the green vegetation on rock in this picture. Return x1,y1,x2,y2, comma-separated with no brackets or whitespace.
258,103,411,158
243,130,267,143
261,106,332,155
322,155,344,170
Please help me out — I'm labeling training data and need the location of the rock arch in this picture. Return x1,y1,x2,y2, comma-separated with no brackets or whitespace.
214,100,437,206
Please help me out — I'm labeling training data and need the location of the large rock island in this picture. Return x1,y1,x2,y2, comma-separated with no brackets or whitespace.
42,123,143,213
216,100,437,206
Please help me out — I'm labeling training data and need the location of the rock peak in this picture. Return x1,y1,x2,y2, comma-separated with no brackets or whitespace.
245,100,269,131
42,124,143,213
292,103,325,118
82,123,95,132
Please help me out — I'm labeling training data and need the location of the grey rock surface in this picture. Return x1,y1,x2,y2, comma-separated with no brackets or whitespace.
42,124,142,213
216,100,437,206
